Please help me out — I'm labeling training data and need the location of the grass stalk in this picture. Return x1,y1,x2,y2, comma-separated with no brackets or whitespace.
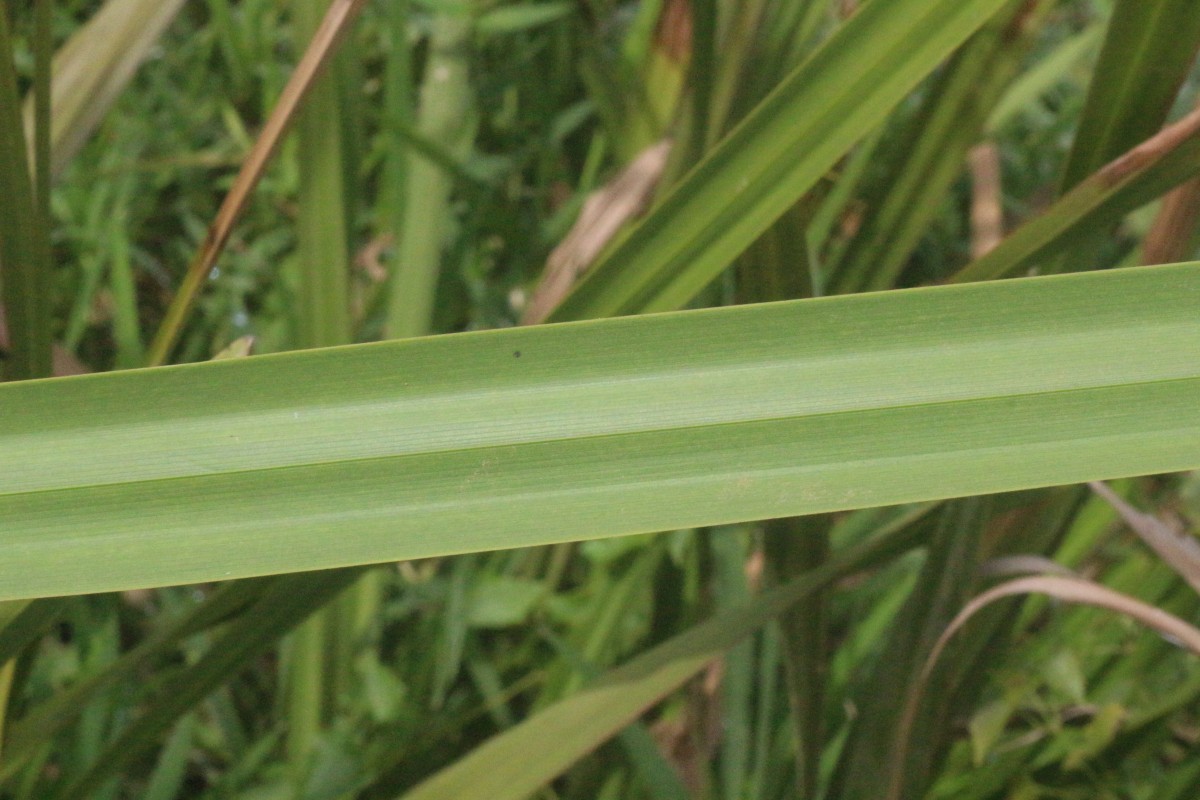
0,3,51,380
379,0,413,264
108,179,145,368
764,516,830,799
385,12,475,339
284,0,358,776
286,606,328,784
292,0,352,350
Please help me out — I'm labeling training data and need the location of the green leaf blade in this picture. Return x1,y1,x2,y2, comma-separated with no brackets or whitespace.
2,265,1199,599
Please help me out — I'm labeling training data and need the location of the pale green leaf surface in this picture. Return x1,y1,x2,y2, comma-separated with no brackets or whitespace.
2,265,1200,599
547,0,1014,320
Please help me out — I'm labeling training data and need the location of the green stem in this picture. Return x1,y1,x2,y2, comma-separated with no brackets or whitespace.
0,2,52,380
764,516,830,799
385,12,475,339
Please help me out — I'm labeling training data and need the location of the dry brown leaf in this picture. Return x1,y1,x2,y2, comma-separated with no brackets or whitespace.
520,139,672,325
1141,177,1200,265
1090,481,1200,596
979,554,1074,579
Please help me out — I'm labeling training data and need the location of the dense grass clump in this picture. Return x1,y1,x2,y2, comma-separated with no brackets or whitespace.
1,1,1200,798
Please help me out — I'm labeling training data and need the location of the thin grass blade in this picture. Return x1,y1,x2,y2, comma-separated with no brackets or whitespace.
22,0,186,181
0,6,51,380
146,0,370,365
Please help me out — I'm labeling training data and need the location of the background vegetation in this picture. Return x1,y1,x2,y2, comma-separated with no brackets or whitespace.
1,0,1200,797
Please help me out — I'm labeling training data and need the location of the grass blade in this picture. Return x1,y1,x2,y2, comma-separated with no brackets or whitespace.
833,0,1050,293
22,0,186,182
293,0,354,350
1059,0,1200,192
0,5,51,380
16,570,363,799
546,0,1014,321
385,12,476,339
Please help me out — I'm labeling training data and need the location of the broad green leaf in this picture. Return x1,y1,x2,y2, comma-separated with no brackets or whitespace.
1060,0,1200,192
3,265,1200,600
546,0,1014,321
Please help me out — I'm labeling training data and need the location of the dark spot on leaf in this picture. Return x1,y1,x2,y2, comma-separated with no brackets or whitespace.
513,350,521,358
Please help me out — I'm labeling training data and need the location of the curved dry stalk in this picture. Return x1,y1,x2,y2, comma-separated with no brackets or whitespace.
978,553,1075,578
1090,480,1200,595
888,573,1200,800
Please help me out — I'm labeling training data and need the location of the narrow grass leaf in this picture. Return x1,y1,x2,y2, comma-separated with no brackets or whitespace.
294,0,353,350
0,7,51,380
547,0,1014,321
0,598,66,666
26,570,364,800
385,12,475,339
0,579,274,784
22,0,186,181
1059,0,1200,191
985,23,1103,135
834,0,1048,294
